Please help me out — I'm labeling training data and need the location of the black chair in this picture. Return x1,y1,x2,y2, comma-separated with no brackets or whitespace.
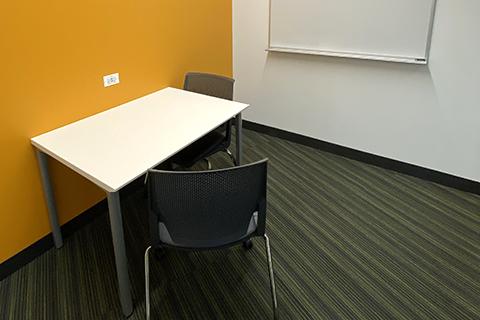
170,72,236,170
144,159,278,319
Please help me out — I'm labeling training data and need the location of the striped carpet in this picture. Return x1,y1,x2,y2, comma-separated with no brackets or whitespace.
1,129,479,319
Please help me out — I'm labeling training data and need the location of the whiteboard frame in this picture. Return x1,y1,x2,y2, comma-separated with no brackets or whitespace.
267,0,437,65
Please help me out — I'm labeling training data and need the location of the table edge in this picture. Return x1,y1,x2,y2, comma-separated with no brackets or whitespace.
30,108,248,193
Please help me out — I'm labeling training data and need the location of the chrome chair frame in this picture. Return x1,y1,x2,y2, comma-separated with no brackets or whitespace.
144,234,278,319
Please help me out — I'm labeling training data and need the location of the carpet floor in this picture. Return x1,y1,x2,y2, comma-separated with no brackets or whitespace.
1,129,479,319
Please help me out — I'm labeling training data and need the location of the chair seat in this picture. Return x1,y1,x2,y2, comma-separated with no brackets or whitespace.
158,212,258,248
171,130,227,168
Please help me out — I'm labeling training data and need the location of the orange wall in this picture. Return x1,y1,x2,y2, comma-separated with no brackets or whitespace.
0,0,232,263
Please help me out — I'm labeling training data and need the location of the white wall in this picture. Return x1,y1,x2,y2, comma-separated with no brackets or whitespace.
233,0,480,182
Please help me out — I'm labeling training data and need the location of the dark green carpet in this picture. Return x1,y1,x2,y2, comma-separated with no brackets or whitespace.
1,129,479,319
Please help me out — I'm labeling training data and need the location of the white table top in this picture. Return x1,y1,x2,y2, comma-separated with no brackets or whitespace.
31,87,249,192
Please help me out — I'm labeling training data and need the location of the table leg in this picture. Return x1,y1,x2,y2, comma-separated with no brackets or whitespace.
35,150,63,248
235,113,243,165
107,191,133,317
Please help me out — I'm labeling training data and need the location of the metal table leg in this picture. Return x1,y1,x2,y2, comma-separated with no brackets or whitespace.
107,191,133,317
235,113,243,165
35,150,63,248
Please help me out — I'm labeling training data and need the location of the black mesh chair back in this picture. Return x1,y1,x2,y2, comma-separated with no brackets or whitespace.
148,159,267,249
144,159,278,319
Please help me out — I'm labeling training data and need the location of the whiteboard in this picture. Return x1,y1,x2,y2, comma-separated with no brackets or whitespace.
268,0,437,64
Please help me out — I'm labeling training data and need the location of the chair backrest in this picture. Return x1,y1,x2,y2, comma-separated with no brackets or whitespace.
183,72,234,101
148,159,268,249
183,72,236,149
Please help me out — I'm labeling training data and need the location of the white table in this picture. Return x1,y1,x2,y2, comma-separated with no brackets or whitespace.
31,87,249,316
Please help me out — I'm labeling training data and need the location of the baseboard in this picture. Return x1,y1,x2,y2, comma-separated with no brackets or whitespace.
2,125,478,280
0,200,108,281
0,174,147,281
243,120,480,195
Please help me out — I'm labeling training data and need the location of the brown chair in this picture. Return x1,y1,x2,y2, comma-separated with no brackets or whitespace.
170,72,236,169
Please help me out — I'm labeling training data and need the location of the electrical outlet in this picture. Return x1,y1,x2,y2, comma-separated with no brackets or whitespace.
103,73,120,87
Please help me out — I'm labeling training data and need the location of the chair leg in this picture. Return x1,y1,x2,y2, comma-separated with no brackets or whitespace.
264,235,279,319
144,246,152,320
225,149,237,166
242,239,253,250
